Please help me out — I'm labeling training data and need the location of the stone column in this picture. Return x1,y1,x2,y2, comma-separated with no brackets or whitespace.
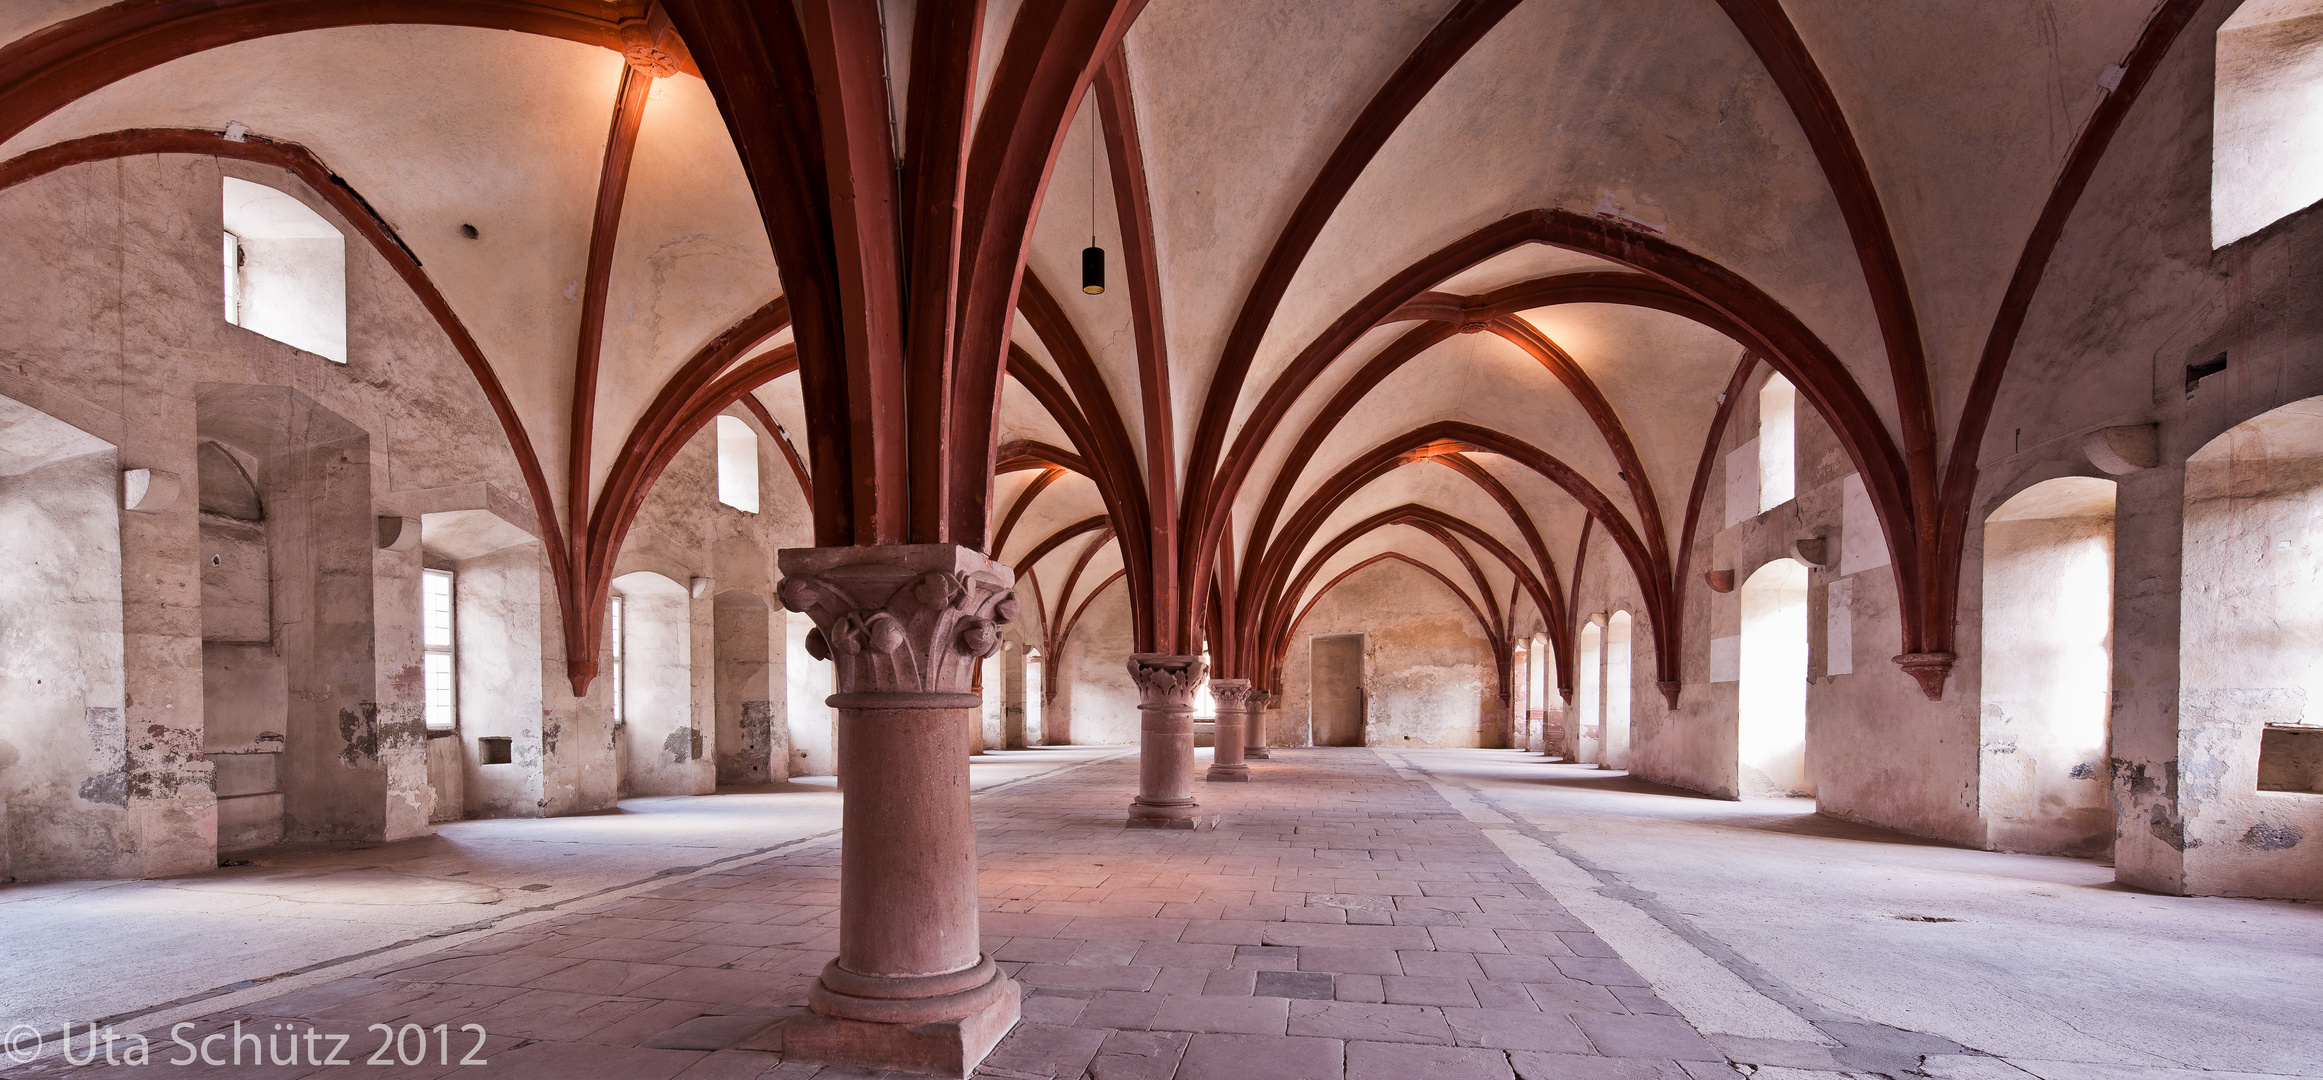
1126,653,1205,828
1245,685,1272,760
1208,679,1254,782
774,545,1022,1076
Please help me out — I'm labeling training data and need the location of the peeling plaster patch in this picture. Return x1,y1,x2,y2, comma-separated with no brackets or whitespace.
339,705,380,765
338,703,425,768
664,726,694,765
2116,758,2178,799
2243,823,2302,850
79,706,125,804
2068,761,2100,779
389,661,425,701
541,721,561,757
126,720,206,800
2149,806,2196,851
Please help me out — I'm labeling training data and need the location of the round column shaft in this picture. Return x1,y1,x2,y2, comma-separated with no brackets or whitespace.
775,544,1023,1077
1208,679,1254,782
1126,653,1204,828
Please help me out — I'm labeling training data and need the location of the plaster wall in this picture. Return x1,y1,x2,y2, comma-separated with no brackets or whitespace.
0,427,128,882
1276,559,1498,750
0,151,569,873
1056,586,1140,745
453,543,549,818
714,591,780,786
2177,401,2323,897
1960,0,2323,891
616,579,704,796
1624,365,1982,843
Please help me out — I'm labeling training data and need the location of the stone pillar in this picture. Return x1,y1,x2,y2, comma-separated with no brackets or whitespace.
774,545,1022,1076
1126,653,1205,828
1208,679,1254,782
1245,687,1272,759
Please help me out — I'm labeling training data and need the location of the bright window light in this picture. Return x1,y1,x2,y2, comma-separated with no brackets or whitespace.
422,569,456,730
610,593,627,727
1759,374,1796,511
2214,0,2323,247
716,414,759,513
222,176,347,362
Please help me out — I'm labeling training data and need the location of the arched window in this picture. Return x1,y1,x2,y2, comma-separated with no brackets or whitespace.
1576,620,1604,764
1759,374,1796,511
716,414,760,513
1981,477,2114,854
2214,0,2323,247
222,177,346,362
1603,612,1633,770
1739,560,1811,797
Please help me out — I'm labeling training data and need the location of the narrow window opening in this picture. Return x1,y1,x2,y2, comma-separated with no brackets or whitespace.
1759,374,1797,511
610,593,627,728
222,231,244,324
1193,643,1216,718
716,414,760,513
422,568,456,730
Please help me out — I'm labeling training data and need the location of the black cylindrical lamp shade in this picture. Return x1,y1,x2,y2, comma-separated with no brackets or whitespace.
1082,245,1105,294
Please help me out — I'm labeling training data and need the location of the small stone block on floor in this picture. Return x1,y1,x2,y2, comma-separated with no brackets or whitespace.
1255,970,1336,1000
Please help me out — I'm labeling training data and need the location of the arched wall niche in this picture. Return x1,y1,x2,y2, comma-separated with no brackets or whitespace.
610,569,707,798
0,390,124,883
1739,560,1812,798
195,384,390,849
1575,618,1605,765
1980,475,2115,857
1603,611,1634,770
2178,396,2323,897
713,588,780,786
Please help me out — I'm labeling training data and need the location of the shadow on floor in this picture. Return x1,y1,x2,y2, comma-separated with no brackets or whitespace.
1516,766,1732,802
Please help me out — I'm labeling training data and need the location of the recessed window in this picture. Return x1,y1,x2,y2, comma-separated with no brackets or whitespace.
716,414,759,513
1759,374,1796,511
422,568,456,730
222,176,347,362
610,593,627,728
2214,1,2323,247
477,736,513,766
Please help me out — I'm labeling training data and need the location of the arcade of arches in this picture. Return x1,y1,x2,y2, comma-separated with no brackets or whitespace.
0,1,2320,1078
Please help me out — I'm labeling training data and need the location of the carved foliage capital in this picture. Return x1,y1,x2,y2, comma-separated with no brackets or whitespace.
1127,653,1207,709
1208,679,1261,709
777,545,1019,697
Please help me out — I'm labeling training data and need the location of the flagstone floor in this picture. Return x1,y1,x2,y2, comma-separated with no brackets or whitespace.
26,746,2315,1080
11,749,1724,1080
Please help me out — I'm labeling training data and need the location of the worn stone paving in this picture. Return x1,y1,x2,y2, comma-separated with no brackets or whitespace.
19,749,1731,1080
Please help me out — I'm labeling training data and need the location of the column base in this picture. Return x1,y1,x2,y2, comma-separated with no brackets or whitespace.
1126,797,1199,829
1206,763,1251,782
1247,747,1270,759
786,964,1021,1078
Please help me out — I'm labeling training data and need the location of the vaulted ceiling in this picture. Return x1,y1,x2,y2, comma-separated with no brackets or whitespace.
0,0,2198,697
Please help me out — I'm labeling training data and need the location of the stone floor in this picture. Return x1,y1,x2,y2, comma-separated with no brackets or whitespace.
0,746,1122,1039
9,747,2322,1080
